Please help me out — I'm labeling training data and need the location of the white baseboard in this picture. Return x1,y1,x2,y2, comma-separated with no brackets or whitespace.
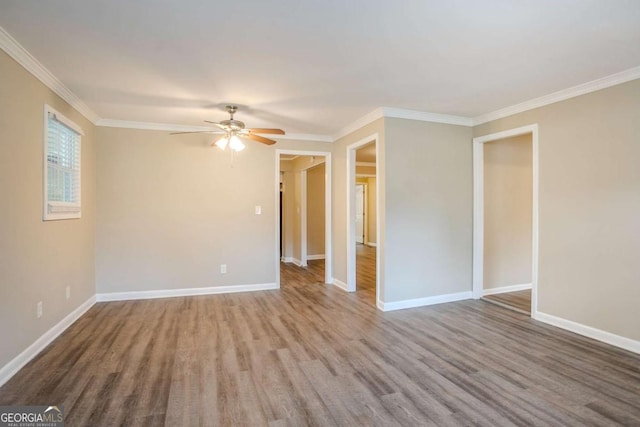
365,242,377,247
306,254,325,260
96,283,278,302
380,291,472,312
534,311,640,355
281,257,303,267
0,295,96,387
331,278,349,291
483,283,532,296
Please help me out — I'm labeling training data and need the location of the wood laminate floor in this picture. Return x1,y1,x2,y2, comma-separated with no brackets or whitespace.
356,244,376,305
1,269,639,426
483,290,532,315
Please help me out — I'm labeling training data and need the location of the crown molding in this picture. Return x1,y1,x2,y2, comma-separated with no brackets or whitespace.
337,65,640,135
0,26,100,124
277,133,333,142
96,119,216,132
332,108,385,141
381,107,474,127
332,106,474,141
473,65,640,125
96,118,333,142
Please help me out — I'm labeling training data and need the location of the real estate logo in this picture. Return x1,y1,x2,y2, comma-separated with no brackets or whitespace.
0,405,64,427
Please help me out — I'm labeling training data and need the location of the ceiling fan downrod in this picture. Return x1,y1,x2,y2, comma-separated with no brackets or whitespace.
225,105,238,120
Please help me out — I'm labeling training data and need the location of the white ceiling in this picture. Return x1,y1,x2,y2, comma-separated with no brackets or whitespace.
1,0,640,137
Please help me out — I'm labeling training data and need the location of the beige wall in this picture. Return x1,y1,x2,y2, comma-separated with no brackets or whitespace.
96,127,330,292
279,160,293,172
0,51,96,369
483,135,532,289
384,118,472,302
307,163,325,257
474,78,640,341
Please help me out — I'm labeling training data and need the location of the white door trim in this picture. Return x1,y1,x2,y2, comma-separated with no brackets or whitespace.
300,169,308,267
472,124,539,318
346,134,381,308
275,150,332,287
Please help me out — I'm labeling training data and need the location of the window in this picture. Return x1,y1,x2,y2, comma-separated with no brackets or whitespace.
43,105,83,220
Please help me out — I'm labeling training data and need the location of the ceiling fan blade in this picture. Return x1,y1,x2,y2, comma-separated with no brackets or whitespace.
170,130,226,135
248,128,285,135
246,133,277,145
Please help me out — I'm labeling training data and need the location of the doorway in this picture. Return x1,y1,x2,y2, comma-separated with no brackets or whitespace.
347,136,379,307
304,162,327,280
473,125,539,317
276,150,332,288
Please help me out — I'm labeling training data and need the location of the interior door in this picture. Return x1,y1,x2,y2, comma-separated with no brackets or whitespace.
355,184,365,244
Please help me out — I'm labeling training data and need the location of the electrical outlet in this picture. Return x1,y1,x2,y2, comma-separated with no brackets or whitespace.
220,264,227,274
37,302,43,318
66,286,71,299
255,205,262,215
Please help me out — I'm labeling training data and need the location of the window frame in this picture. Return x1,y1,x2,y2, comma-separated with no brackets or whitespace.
43,104,83,221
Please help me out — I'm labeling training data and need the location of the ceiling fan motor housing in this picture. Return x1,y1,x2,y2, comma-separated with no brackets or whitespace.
220,119,245,131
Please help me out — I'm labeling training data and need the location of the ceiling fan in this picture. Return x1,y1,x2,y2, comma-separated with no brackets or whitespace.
171,105,285,151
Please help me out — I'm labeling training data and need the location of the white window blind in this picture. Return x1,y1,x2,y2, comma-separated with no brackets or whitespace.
44,105,82,220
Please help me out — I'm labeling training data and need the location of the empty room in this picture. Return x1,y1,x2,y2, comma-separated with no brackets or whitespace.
1,1,639,425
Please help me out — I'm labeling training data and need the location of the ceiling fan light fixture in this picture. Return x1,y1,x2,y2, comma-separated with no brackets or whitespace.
229,135,245,151
215,136,229,150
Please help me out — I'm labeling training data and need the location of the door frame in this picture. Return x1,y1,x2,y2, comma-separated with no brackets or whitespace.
301,163,327,266
300,169,307,266
472,124,539,318
275,150,332,287
346,134,380,308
